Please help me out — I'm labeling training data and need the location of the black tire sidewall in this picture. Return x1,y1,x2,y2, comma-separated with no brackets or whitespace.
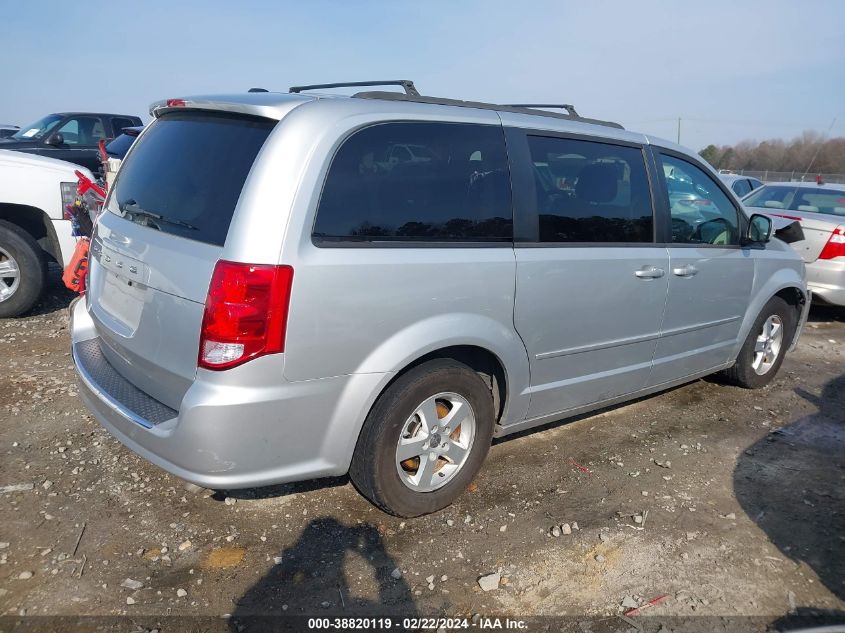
351,359,495,517
734,296,795,389
0,220,46,318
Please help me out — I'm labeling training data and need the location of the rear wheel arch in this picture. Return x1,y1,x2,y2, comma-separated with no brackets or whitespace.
388,344,509,424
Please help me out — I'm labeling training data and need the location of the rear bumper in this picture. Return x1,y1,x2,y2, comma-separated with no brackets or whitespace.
807,258,845,306
70,297,388,489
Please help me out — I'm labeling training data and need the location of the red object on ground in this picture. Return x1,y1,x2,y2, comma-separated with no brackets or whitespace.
567,457,593,476
623,594,670,617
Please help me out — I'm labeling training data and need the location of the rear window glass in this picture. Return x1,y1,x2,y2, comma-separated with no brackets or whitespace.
313,122,512,243
527,136,653,243
108,111,275,246
731,179,752,197
744,185,845,217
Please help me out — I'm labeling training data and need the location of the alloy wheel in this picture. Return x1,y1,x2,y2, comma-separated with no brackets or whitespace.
0,247,20,302
752,315,784,375
395,392,476,492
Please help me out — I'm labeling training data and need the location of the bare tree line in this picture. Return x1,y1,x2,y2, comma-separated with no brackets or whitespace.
699,131,845,174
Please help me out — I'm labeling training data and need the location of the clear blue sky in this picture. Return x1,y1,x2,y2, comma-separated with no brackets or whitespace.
2,0,843,151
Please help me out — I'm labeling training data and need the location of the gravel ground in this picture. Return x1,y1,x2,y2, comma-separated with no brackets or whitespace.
0,272,843,631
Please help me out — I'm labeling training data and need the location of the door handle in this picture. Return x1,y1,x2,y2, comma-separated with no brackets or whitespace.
634,266,665,279
672,265,699,277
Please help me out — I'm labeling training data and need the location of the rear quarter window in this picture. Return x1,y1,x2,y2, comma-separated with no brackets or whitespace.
108,111,275,246
110,117,137,135
731,179,752,197
313,122,513,243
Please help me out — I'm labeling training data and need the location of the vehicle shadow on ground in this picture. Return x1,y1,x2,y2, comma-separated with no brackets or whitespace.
229,517,417,630
218,476,350,501
18,263,77,319
734,373,845,621
770,608,845,631
807,303,845,324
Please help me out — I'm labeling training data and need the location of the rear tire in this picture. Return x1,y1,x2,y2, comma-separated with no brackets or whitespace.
349,359,495,517
0,220,46,318
722,296,795,389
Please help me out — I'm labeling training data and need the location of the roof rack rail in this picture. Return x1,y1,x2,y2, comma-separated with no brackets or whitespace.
289,80,420,97
506,104,579,117
352,91,623,129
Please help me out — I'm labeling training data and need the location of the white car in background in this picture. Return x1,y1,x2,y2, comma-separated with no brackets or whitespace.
0,150,93,317
743,181,845,307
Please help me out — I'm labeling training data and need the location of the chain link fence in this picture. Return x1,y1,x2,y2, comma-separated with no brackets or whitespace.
722,170,845,184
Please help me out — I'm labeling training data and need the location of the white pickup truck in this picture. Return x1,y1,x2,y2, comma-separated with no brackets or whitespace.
0,149,93,317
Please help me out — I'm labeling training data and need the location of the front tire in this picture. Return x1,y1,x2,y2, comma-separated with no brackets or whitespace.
349,359,495,517
0,220,46,318
723,296,795,389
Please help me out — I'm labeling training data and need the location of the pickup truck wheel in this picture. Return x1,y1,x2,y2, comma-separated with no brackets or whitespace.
349,359,495,517
0,220,46,318
722,296,795,389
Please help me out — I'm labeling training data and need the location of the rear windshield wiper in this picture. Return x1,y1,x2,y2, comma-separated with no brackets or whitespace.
118,199,198,231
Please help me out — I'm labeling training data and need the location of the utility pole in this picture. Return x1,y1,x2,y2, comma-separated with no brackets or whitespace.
677,117,681,144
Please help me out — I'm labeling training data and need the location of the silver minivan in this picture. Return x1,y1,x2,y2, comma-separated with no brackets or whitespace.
70,81,810,517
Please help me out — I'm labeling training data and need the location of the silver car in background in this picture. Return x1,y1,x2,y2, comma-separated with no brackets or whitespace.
70,81,809,517
744,181,845,306
720,173,764,198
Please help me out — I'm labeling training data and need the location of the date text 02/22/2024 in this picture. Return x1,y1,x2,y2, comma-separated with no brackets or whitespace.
306,617,529,630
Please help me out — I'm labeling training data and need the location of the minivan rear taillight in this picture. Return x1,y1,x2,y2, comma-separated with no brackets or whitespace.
818,226,845,260
198,261,294,370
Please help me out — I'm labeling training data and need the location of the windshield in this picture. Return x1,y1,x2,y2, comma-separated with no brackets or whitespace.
11,114,63,140
745,185,845,218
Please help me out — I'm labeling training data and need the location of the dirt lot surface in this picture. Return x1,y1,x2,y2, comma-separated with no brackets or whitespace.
1,273,843,632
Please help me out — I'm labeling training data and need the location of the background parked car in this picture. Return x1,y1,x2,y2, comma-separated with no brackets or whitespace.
0,124,19,139
720,173,764,197
0,112,142,174
744,181,845,307
102,125,143,188
0,149,94,316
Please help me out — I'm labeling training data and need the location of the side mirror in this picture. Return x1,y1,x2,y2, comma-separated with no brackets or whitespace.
46,133,64,146
747,213,773,244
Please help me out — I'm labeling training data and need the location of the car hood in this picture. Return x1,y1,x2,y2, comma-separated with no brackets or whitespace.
0,148,90,178
0,138,43,150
